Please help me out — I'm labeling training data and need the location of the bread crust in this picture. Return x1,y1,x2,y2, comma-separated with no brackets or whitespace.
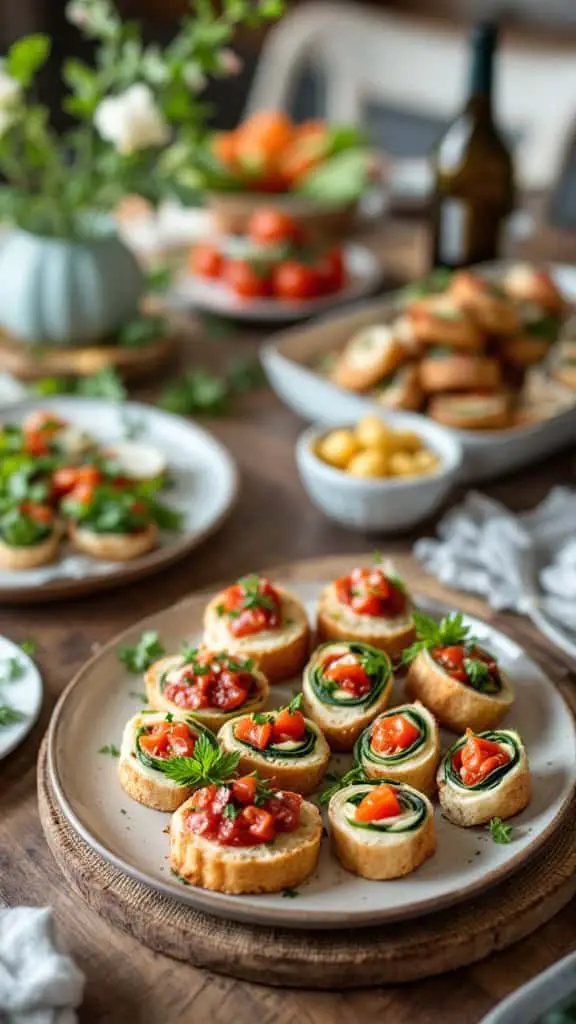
331,327,407,391
316,582,415,662
218,717,330,796
145,655,269,733
405,650,514,733
373,363,423,410
437,738,531,826
69,521,157,561
328,783,435,879
0,529,60,570
501,336,550,368
118,753,192,812
449,271,520,335
428,393,510,430
408,297,483,351
203,586,310,684
503,265,565,315
170,799,322,893
356,702,441,795
420,354,501,393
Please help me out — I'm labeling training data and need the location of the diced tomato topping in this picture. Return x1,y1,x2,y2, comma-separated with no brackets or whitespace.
371,714,419,755
19,502,54,525
234,716,273,750
335,567,406,618
188,243,223,279
272,707,306,743
185,784,301,847
52,465,102,500
454,729,510,786
68,481,96,506
23,412,65,456
220,576,282,637
432,645,500,687
163,654,255,713
139,719,196,759
323,654,372,697
240,805,276,842
232,775,257,805
355,784,401,822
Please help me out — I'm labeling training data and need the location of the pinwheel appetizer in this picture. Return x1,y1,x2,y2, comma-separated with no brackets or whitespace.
0,502,60,570
118,710,217,811
203,574,310,682
354,702,440,795
169,740,322,894
404,612,514,733
218,694,330,795
145,646,269,733
437,728,531,827
316,562,415,659
302,640,393,751
328,779,435,880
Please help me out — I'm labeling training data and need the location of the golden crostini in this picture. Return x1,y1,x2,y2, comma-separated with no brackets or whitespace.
69,521,158,561
330,325,407,391
408,294,483,351
437,728,531,827
449,271,520,335
503,264,565,315
428,392,510,430
419,351,501,393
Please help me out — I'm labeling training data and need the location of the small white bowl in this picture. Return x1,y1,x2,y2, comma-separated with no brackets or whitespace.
295,412,463,533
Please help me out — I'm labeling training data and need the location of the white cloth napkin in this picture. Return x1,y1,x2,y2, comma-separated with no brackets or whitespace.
414,487,576,633
0,373,27,410
0,908,84,1024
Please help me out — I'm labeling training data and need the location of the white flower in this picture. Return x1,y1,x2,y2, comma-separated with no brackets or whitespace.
94,83,169,156
218,48,243,76
0,63,21,110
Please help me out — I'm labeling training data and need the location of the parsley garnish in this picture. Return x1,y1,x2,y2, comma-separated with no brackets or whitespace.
488,817,513,844
252,712,272,724
165,712,174,723
98,744,120,757
128,691,148,702
19,639,37,656
0,704,25,727
401,612,476,663
463,658,490,690
359,649,385,677
222,803,240,820
318,766,366,804
286,692,303,713
282,888,300,898
238,574,276,612
161,734,240,788
0,656,24,684
118,631,165,673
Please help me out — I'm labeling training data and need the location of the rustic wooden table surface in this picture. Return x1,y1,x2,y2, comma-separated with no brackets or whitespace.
1,212,575,1024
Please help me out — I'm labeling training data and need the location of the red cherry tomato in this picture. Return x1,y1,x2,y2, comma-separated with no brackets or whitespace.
458,730,510,786
234,717,273,751
248,207,300,246
371,715,419,755
188,243,223,279
315,247,346,294
355,784,401,822
272,261,320,301
272,707,306,743
240,805,276,842
324,658,371,697
68,482,96,506
223,259,272,300
232,775,257,805
20,502,53,524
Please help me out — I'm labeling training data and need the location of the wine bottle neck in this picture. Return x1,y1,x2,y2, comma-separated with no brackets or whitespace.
466,24,497,119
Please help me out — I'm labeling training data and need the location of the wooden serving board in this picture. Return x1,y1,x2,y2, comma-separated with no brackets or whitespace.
0,330,175,382
38,554,576,988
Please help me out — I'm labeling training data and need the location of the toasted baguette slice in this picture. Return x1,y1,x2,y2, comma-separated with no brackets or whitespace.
501,336,551,368
328,780,435,879
145,654,269,733
218,714,330,795
69,521,157,561
302,641,394,751
316,580,416,661
354,701,440,795
408,295,483,351
503,264,565,315
405,649,514,733
449,271,520,335
437,729,531,826
203,585,310,684
331,325,407,391
372,363,423,411
0,529,60,570
170,798,322,893
420,352,501,393
118,710,215,812
428,392,510,430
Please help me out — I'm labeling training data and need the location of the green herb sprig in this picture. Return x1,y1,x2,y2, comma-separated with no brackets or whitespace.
488,817,513,844
0,704,25,727
118,630,165,673
401,612,476,664
318,766,366,805
98,743,120,757
0,656,24,684
161,733,240,788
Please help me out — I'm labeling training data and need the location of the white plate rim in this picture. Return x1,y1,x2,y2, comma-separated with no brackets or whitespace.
0,637,42,760
0,396,239,602
46,584,576,930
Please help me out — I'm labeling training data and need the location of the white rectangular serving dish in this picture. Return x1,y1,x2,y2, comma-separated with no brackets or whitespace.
262,263,576,483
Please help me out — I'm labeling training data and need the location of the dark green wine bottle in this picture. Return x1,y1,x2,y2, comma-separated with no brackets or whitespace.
430,23,515,270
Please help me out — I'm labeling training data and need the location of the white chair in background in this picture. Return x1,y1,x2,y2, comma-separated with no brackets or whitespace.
245,2,576,190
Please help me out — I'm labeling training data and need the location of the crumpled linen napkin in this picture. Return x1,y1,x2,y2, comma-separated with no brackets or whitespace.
0,908,84,1024
413,487,576,633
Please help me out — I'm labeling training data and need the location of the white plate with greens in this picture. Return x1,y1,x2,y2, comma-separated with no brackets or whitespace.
0,637,42,759
47,580,576,929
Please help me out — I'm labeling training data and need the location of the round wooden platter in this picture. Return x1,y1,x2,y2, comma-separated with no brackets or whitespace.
0,330,176,382
38,554,576,989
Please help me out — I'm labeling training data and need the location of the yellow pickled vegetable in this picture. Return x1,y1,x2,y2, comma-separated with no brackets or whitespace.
316,428,359,469
347,449,389,477
355,414,393,450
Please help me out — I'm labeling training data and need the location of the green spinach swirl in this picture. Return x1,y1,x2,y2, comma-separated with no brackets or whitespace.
344,782,428,834
309,641,392,709
444,730,521,792
354,706,428,768
233,721,318,760
135,716,216,775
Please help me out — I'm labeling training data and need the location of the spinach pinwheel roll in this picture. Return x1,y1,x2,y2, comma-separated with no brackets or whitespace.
328,779,435,879
302,641,393,751
354,701,440,795
437,728,531,827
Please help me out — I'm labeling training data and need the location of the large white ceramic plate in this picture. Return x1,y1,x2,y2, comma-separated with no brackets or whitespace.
47,578,576,930
0,636,42,759
262,262,576,483
0,397,238,602
171,243,383,323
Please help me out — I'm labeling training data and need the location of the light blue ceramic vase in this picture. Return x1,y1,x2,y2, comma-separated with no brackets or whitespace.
0,219,145,346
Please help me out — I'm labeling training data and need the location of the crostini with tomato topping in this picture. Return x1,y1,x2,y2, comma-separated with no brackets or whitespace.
145,646,269,733
218,694,330,795
62,484,158,561
328,778,435,880
302,640,393,751
437,728,530,827
403,612,514,733
408,294,483,351
0,502,60,570
330,325,408,392
203,574,310,683
118,710,218,812
316,563,416,660
354,701,440,795
502,264,565,316
22,409,93,457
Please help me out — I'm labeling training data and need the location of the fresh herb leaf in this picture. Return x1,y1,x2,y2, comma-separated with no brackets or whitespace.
286,692,303,713
146,265,172,293
401,612,475,663
238,574,276,612
128,691,148,702
159,368,230,417
463,658,490,690
0,704,25,727
318,766,366,804
19,639,37,656
222,803,240,820
227,356,267,394
117,314,167,349
252,712,272,725
165,712,174,723
146,496,183,531
98,744,120,757
162,734,240,787
359,649,385,678
0,656,24,683
282,888,299,898
76,367,127,402
488,817,512,844
118,630,165,673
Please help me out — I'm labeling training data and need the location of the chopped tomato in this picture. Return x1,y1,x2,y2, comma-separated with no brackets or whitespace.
210,671,253,711
223,259,272,300
279,123,328,184
456,730,510,786
267,790,302,831
235,716,273,750
185,783,300,846
139,720,196,759
19,502,53,524
272,707,306,743
211,130,238,167
355,784,401,823
335,567,406,618
241,805,276,842
53,464,102,500
163,657,254,713
248,207,300,246
220,576,282,637
232,775,257,805
239,110,294,157
315,247,346,295
188,243,223,279
324,657,371,697
23,411,64,435
433,645,499,687
272,261,320,301
68,481,96,506
371,714,419,755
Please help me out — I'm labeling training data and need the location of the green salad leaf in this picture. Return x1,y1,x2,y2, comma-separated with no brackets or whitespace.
296,148,374,205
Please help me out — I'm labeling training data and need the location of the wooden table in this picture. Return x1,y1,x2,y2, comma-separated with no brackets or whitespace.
1,213,575,1023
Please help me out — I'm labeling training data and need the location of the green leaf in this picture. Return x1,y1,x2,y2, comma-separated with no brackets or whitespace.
146,266,172,293
318,766,366,804
146,496,182,532
98,743,120,757
297,148,373,205
281,887,300,898
19,639,37,656
0,656,24,684
162,734,240,787
227,356,267,394
159,369,230,416
117,315,167,349
7,34,51,86
488,817,512,844
286,692,303,713
463,658,490,690
118,630,165,673
29,377,72,397
401,612,474,664
0,704,25,727
76,368,127,402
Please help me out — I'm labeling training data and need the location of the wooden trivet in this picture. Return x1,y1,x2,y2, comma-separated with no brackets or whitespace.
38,739,576,989
0,331,176,382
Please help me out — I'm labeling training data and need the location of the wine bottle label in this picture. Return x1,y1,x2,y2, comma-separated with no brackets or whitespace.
437,199,467,264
